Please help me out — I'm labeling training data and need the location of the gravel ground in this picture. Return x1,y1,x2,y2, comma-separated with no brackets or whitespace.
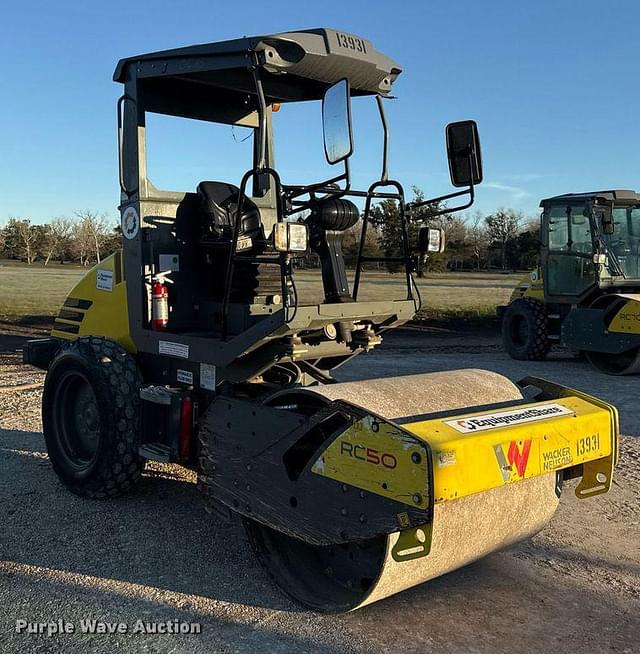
1,329,639,653
337,328,640,435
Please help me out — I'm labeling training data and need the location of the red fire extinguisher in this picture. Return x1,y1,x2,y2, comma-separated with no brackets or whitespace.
152,276,169,331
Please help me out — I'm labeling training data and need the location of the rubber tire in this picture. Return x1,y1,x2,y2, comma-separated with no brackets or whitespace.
501,297,551,361
42,337,143,499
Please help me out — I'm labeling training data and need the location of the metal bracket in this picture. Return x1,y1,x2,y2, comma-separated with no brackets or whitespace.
391,524,433,562
576,458,614,498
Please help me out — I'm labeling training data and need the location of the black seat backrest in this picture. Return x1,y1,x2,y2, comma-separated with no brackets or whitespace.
197,181,262,240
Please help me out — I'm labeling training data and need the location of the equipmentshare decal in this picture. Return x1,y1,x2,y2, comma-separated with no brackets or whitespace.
96,269,113,292
444,403,574,433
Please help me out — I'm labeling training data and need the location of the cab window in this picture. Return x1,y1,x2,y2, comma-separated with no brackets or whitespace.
548,205,592,252
548,205,569,250
546,203,596,296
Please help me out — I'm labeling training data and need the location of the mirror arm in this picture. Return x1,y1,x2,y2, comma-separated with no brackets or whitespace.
376,95,389,183
282,160,351,212
283,171,348,199
407,154,476,218
343,156,352,190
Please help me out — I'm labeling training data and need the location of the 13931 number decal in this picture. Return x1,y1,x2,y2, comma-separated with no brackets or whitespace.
576,433,600,457
335,32,367,54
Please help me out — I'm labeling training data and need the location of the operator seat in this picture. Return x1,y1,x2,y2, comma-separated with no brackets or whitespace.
195,182,280,307
197,181,263,242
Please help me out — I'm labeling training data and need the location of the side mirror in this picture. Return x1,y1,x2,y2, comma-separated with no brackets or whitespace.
596,205,615,235
418,226,446,254
322,79,354,165
446,120,483,188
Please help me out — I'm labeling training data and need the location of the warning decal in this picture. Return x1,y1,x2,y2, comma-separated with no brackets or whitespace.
159,340,189,359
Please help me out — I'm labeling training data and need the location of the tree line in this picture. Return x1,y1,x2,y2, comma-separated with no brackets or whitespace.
1,192,540,272
334,187,539,273
0,212,120,266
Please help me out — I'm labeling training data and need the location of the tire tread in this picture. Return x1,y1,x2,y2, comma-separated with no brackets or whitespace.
43,337,142,499
502,297,551,361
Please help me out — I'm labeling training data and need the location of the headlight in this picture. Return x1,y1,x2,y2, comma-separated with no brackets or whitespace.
273,222,309,252
418,226,446,254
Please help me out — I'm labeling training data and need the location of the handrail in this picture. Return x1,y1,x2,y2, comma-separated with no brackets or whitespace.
353,180,418,311
116,95,138,197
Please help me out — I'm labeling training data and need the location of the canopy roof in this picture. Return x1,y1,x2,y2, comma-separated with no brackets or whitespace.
541,190,640,207
114,28,402,102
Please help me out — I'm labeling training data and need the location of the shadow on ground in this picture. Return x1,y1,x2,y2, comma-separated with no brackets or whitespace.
1,426,639,653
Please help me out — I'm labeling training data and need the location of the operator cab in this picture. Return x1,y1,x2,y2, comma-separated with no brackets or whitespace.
540,190,640,302
109,28,482,379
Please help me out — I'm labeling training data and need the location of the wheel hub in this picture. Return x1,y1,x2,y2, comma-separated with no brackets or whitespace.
55,371,101,471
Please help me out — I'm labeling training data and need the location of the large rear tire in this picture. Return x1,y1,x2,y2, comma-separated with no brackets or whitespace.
42,337,143,498
501,297,551,361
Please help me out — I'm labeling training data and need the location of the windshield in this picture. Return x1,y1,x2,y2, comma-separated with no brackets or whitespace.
602,206,640,279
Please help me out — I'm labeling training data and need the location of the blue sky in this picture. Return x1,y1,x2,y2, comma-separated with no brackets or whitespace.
1,0,639,225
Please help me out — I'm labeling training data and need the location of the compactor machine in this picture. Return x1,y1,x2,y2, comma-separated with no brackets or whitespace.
25,29,619,612
501,190,640,374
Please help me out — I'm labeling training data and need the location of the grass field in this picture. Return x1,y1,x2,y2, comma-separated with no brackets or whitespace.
296,270,521,322
0,261,523,323
0,263,88,318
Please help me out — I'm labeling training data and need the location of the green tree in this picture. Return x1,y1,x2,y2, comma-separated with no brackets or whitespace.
369,199,404,272
466,210,489,270
3,217,37,263
512,219,540,269
101,225,123,260
42,217,74,265
370,187,451,274
485,208,522,269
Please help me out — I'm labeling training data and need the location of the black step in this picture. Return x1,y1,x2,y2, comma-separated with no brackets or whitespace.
139,443,171,462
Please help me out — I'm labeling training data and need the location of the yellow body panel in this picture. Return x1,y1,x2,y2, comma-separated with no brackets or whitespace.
311,415,430,509
407,396,614,502
313,393,617,509
608,296,640,334
508,268,545,303
51,251,136,353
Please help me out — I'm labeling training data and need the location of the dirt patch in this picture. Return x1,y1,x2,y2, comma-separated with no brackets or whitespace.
0,317,54,354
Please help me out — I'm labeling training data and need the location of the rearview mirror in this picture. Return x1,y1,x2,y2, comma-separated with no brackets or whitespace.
322,79,353,165
446,120,483,188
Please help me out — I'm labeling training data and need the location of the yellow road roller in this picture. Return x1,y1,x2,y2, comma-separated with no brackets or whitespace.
500,190,640,374
24,29,619,612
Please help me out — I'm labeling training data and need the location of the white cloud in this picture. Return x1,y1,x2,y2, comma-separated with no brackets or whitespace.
501,173,543,182
483,181,531,200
